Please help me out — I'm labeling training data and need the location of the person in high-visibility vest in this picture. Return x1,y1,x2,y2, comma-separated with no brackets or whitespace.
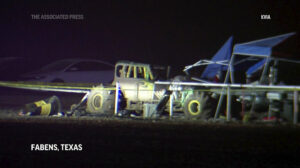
20,95,62,116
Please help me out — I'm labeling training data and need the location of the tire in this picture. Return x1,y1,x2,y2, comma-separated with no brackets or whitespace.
183,93,214,119
86,86,115,116
48,95,62,115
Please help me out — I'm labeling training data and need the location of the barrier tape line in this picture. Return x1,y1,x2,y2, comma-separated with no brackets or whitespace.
0,81,112,93
0,81,299,94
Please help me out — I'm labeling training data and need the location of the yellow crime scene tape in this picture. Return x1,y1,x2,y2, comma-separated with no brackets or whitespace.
0,81,299,94
0,81,114,93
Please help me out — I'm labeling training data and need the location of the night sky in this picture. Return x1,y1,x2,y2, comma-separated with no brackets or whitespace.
0,0,299,69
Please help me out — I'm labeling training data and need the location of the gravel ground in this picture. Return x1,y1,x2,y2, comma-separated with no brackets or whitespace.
1,89,300,167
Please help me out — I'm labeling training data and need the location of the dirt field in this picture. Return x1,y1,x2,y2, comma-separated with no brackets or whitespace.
1,89,300,167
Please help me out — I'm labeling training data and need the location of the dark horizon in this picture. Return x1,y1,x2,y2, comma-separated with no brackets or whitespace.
0,0,299,68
